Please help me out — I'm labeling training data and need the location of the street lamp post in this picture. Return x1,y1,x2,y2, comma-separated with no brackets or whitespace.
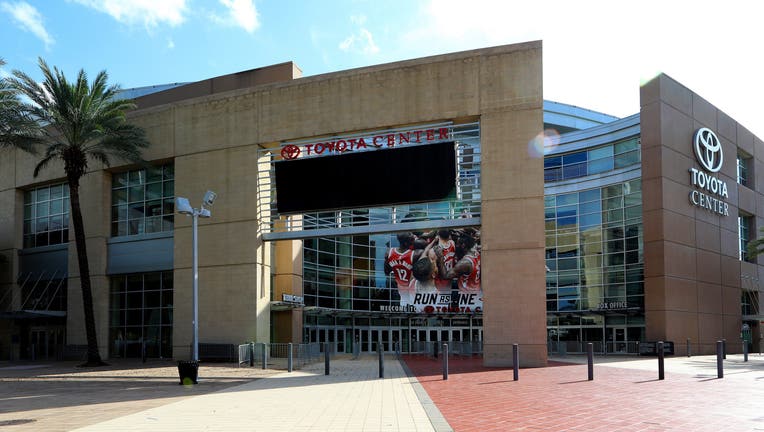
176,191,217,362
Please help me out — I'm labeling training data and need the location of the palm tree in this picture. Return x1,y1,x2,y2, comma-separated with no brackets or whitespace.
8,58,150,366
0,58,42,150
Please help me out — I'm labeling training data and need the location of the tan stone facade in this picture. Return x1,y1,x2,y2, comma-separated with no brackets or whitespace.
0,42,547,365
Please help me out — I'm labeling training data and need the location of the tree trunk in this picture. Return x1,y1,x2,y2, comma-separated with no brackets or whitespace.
68,178,106,366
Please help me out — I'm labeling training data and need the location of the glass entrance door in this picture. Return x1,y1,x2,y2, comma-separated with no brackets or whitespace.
611,327,627,353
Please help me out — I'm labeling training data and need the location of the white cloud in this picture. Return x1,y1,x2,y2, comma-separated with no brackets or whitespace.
1,1,54,49
71,0,187,28
167,38,175,49
402,0,764,137
213,0,259,34
339,15,379,55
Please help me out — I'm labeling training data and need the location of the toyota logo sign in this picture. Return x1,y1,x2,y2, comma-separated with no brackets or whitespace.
280,144,301,160
693,128,723,173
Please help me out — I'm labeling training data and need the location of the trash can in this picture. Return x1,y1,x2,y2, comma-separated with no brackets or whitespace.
177,360,199,385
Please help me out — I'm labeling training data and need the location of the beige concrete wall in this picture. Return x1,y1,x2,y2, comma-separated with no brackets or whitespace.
172,145,270,358
641,74,763,354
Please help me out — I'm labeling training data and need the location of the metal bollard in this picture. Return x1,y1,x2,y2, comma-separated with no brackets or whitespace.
722,339,726,359
378,342,384,378
686,338,691,358
261,342,267,370
657,341,665,380
288,342,293,372
743,341,748,362
512,343,519,381
587,343,594,381
325,342,330,375
249,342,255,367
716,340,724,378
443,343,449,380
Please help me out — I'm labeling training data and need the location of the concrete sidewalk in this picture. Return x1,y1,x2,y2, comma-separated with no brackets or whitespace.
72,356,447,432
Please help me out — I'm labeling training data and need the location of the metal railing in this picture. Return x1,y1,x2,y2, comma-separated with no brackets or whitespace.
548,340,641,355
409,340,483,357
238,342,325,370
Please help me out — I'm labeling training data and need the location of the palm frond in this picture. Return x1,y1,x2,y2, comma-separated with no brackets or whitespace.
747,229,764,259
0,63,43,152
33,152,60,177
11,57,151,180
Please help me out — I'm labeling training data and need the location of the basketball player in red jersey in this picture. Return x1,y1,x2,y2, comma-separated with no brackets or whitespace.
434,229,456,293
385,232,416,306
448,233,481,294
409,238,447,295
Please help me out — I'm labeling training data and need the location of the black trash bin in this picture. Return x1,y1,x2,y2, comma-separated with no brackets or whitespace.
177,360,199,385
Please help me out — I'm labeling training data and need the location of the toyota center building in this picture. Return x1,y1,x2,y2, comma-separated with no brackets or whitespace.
1,41,761,366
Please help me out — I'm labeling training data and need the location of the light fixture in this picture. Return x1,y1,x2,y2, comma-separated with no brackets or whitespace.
175,191,217,366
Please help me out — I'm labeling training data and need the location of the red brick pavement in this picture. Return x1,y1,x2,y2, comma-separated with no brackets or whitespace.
403,355,764,431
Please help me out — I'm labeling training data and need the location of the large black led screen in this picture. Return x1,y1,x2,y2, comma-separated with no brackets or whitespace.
275,141,456,214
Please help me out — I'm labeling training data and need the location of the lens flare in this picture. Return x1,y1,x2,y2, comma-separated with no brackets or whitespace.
527,129,560,158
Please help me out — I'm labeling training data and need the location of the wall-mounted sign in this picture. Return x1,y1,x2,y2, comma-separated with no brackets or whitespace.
279,126,451,160
282,294,304,304
596,301,628,311
689,128,729,216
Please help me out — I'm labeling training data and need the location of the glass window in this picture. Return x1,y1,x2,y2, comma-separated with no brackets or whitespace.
563,152,587,165
614,138,639,154
23,183,70,248
544,167,561,182
615,150,640,169
588,146,614,174
109,271,173,358
563,162,587,179
737,152,752,187
739,214,754,262
112,164,174,237
579,200,601,216
544,136,639,184
544,156,562,168
579,189,600,204
546,180,644,319
557,193,578,206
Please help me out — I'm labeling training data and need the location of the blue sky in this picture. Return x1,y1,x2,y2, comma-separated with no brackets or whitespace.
2,0,764,137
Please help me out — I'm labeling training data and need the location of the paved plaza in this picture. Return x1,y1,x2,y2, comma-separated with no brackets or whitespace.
0,353,763,431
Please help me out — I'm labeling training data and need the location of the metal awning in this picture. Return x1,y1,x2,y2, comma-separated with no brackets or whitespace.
270,301,305,311
0,310,66,319
301,306,481,320
548,308,642,317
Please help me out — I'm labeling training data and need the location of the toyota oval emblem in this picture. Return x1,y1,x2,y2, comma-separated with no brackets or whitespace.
281,145,301,160
693,128,723,173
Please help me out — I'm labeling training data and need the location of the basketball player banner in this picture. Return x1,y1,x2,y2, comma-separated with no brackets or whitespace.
383,227,481,314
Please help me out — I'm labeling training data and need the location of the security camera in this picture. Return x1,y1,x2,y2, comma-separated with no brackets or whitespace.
203,190,217,207
176,197,193,215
